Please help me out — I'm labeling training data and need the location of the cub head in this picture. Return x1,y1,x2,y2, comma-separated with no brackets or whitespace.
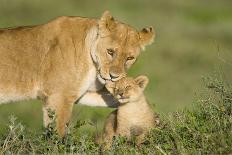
89,11,155,83
105,75,149,104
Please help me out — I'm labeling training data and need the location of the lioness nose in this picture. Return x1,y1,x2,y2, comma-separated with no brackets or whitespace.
110,73,120,79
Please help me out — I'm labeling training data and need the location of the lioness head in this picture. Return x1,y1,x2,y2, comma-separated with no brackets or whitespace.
89,11,155,83
105,75,149,104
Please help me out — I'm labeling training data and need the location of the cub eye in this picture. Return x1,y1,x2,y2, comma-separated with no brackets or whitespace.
107,49,115,57
126,86,131,89
127,56,135,61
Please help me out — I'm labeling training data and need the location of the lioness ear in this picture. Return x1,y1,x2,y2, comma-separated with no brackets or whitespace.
98,11,116,37
134,75,149,90
139,26,155,50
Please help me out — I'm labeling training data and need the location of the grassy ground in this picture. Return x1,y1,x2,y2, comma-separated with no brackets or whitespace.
0,0,232,153
0,75,231,154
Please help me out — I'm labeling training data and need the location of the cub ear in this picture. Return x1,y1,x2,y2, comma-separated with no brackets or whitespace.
139,26,155,50
134,75,149,90
98,10,116,37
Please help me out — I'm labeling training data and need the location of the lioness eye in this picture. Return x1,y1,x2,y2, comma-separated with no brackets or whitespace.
107,49,115,57
126,86,131,89
127,56,135,61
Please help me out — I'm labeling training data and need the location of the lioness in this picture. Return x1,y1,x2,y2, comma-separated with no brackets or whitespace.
0,11,154,136
97,76,159,148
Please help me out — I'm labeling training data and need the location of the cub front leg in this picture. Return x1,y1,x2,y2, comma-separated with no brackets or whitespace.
43,93,77,137
135,133,146,145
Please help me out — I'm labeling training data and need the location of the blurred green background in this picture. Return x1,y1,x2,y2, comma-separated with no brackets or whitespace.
0,0,231,134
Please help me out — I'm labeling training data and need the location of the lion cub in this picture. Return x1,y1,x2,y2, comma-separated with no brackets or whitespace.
98,76,159,148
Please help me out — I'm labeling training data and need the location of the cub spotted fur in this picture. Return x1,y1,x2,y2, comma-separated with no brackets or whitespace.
97,76,159,148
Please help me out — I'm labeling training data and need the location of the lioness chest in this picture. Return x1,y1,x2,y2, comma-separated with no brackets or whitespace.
78,66,98,95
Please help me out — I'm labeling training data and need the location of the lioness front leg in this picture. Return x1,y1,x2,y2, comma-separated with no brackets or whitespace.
43,93,76,137
78,88,119,108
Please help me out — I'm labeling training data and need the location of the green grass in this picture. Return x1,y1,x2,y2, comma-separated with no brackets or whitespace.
0,75,231,154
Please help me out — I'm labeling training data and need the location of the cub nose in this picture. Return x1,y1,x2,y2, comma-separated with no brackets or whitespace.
117,92,123,98
109,72,120,80
118,92,123,97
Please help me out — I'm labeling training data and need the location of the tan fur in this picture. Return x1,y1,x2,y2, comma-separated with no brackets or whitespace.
0,11,155,137
98,76,159,148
